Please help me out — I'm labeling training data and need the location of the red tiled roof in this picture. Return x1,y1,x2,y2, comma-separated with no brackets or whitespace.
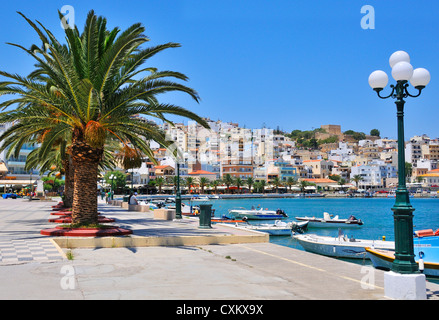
189,170,216,175
303,178,337,183
154,165,173,169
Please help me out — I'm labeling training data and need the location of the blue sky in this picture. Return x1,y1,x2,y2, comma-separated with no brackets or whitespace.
0,0,437,139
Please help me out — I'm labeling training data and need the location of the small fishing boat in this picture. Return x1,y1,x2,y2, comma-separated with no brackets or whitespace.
293,232,394,259
366,247,439,277
235,220,299,236
228,207,288,220
295,212,363,228
366,230,439,276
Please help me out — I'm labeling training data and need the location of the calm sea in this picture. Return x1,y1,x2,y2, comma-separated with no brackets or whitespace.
208,197,439,251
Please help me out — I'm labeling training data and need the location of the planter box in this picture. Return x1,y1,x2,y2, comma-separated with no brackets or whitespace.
128,204,152,212
121,202,129,209
153,209,176,220
110,200,122,206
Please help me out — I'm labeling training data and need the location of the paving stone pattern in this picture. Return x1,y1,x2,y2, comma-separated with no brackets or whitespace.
0,238,64,264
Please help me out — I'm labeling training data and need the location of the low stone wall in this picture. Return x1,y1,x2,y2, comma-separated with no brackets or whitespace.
128,204,152,212
153,209,176,220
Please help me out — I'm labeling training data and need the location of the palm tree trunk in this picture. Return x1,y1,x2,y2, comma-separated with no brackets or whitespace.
62,156,74,208
70,136,103,225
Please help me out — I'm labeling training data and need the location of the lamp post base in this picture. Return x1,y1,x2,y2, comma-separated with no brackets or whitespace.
384,271,426,300
175,196,182,219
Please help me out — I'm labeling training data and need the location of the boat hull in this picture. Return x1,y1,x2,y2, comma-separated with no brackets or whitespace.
294,234,394,259
235,221,293,236
295,217,363,228
366,245,439,277
250,227,292,236
229,211,287,220
236,214,286,220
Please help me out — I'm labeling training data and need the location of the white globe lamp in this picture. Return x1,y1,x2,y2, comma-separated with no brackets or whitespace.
391,61,414,81
368,70,388,90
410,68,431,88
389,51,410,68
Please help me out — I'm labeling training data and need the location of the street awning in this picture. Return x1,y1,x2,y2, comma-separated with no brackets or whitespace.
0,179,37,186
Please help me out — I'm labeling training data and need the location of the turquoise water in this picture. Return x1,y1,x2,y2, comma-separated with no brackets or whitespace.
207,197,439,250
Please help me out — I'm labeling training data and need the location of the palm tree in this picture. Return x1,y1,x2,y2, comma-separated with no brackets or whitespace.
272,176,283,194
154,177,165,194
222,174,234,194
0,11,209,225
245,177,254,194
185,177,194,194
234,177,243,194
255,180,266,194
351,174,364,190
198,177,209,194
25,143,116,207
171,175,179,194
286,176,297,193
210,179,221,194
338,178,347,192
299,180,309,194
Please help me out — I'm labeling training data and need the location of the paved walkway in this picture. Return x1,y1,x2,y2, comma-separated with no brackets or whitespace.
0,199,66,264
1,197,439,300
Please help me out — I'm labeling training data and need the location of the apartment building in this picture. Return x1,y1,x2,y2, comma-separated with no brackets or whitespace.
302,159,334,179
350,160,397,189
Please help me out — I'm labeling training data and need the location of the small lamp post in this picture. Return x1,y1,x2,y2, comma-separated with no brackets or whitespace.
175,162,182,219
369,51,431,274
109,174,115,200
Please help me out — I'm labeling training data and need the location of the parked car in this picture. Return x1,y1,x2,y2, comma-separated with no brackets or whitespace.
2,193,17,199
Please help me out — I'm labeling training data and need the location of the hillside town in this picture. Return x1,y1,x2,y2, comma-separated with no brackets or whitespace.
1,118,437,195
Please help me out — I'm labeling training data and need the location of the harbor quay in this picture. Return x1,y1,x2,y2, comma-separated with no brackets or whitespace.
1,198,439,301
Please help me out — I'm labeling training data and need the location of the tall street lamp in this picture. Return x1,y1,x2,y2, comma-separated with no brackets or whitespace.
369,51,431,274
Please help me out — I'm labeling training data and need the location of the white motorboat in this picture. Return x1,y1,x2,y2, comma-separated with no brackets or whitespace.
228,207,288,220
191,196,210,202
235,220,306,236
138,201,159,210
295,212,363,228
293,233,394,259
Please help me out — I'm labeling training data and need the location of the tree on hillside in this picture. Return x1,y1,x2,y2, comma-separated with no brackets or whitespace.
344,130,366,141
370,129,380,137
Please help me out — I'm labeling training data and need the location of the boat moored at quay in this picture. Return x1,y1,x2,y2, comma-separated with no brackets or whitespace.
227,207,288,220
295,212,363,228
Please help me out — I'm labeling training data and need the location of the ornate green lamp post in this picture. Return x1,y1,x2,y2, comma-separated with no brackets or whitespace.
175,162,182,219
369,51,431,274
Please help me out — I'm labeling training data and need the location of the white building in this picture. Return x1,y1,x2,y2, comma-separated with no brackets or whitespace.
405,135,430,165
350,160,397,189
